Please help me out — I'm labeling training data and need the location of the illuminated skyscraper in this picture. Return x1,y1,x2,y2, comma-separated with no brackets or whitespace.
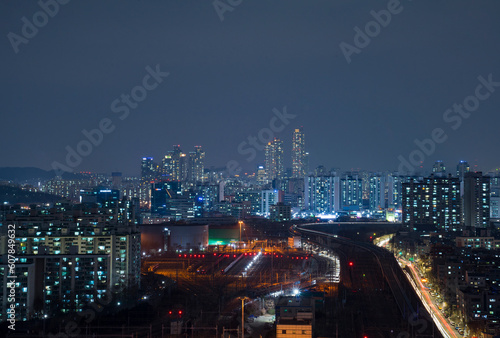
189,146,205,182
140,157,156,203
141,157,156,182
292,127,307,178
265,138,284,181
256,165,267,185
161,145,188,181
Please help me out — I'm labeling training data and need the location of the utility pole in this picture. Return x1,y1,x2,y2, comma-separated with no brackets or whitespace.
239,297,249,338
239,221,243,248
242,298,244,338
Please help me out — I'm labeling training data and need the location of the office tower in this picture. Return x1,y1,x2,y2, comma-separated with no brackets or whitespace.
402,175,462,231
304,175,337,214
194,182,220,212
292,127,306,178
150,181,200,219
432,160,446,174
369,174,386,211
463,172,490,229
151,181,181,213
457,160,470,180
340,174,363,211
265,138,284,181
256,165,267,185
188,146,205,182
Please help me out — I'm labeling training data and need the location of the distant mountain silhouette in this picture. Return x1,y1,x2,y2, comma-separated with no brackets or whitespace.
0,167,82,184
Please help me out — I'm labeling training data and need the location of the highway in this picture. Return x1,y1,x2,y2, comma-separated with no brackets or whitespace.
296,223,442,337
375,235,462,337
403,259,460,338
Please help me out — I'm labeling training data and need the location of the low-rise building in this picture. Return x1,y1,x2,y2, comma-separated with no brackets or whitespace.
275,297,314,338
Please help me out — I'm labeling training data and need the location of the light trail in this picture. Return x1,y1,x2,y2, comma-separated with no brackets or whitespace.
405,262,459,338
373,237,459,338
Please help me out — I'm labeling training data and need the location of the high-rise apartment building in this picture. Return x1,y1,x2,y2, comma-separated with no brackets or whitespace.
387,174,403,209
490,187,500,219
292,128,307,178
188,146,205,182
402,175,462,231
141,157,156,182
160,145,203,182
0,201,141,321
457,160,470,180
160,145,185,181
368,174,386,211
234,191,262,215
463,172,490,229
140,157,156,203
265,138,284,181
304,175,337,214
340,174,363,211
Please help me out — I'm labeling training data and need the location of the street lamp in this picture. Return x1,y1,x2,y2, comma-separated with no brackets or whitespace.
239,296,249,338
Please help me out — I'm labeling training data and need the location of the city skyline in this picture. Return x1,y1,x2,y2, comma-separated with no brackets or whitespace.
3,2,500,336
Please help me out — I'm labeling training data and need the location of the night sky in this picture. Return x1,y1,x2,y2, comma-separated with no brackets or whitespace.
1,1,500,176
